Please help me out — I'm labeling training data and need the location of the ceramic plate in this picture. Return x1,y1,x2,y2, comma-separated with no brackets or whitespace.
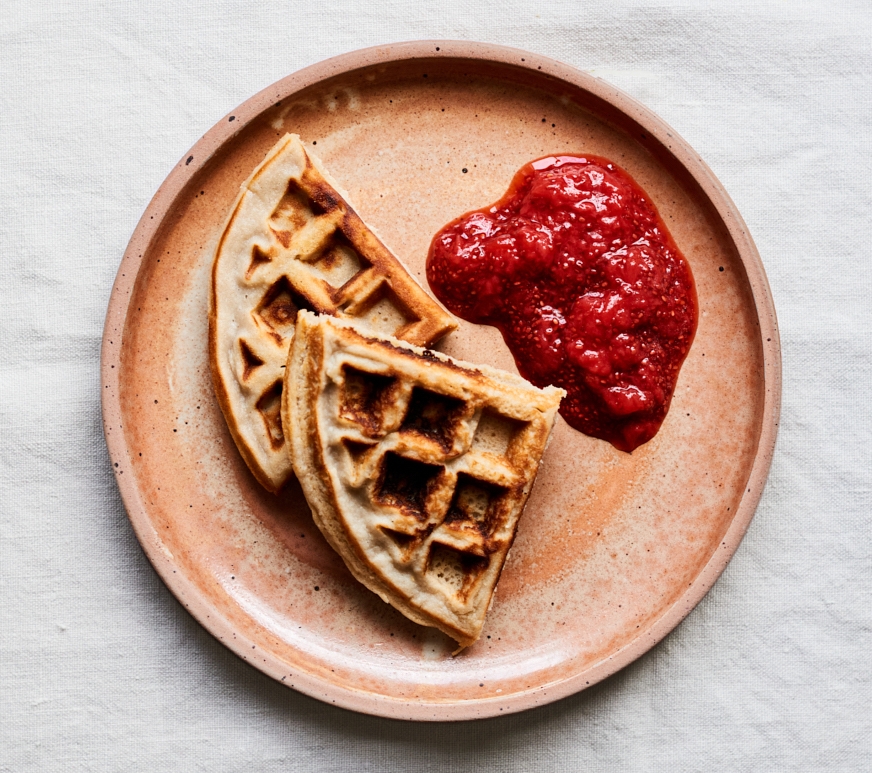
101,42,780,720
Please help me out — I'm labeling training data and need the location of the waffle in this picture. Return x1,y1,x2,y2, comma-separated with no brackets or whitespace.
209,134,456,492
284,312,565,648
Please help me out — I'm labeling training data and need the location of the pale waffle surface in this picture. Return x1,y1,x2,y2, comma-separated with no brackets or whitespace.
210,134,456,492
284,312,564,648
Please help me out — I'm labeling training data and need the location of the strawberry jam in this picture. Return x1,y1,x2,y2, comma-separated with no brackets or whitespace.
426,155,697,452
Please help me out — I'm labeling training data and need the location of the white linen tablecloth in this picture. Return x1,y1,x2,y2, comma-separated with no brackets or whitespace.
2,0,870,769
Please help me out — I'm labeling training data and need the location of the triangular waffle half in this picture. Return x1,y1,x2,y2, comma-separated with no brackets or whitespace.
209,134,456,492
284,312,564,648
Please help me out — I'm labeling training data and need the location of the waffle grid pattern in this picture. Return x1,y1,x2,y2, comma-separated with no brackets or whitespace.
237,177,430,449
329,361,538,604
211,134,455,491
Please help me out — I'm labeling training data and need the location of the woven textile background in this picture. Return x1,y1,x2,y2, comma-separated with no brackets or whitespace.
2,1,870,770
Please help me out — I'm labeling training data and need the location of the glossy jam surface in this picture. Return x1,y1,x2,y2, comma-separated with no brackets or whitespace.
427,155,698,452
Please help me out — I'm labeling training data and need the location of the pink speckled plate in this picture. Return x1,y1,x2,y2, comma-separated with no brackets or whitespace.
101,42,780,720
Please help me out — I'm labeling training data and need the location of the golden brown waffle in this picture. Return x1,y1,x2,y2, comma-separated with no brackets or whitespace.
209,135,456,492
284,312,564,648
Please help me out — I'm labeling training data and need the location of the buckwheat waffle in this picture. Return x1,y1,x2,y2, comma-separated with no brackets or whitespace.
209,134,456,492
284,312,564,648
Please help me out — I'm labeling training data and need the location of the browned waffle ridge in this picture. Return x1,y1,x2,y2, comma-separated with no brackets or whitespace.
284,312,564,648
209,134,456,492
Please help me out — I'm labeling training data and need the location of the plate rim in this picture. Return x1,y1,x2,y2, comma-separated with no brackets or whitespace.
101,39,782,721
